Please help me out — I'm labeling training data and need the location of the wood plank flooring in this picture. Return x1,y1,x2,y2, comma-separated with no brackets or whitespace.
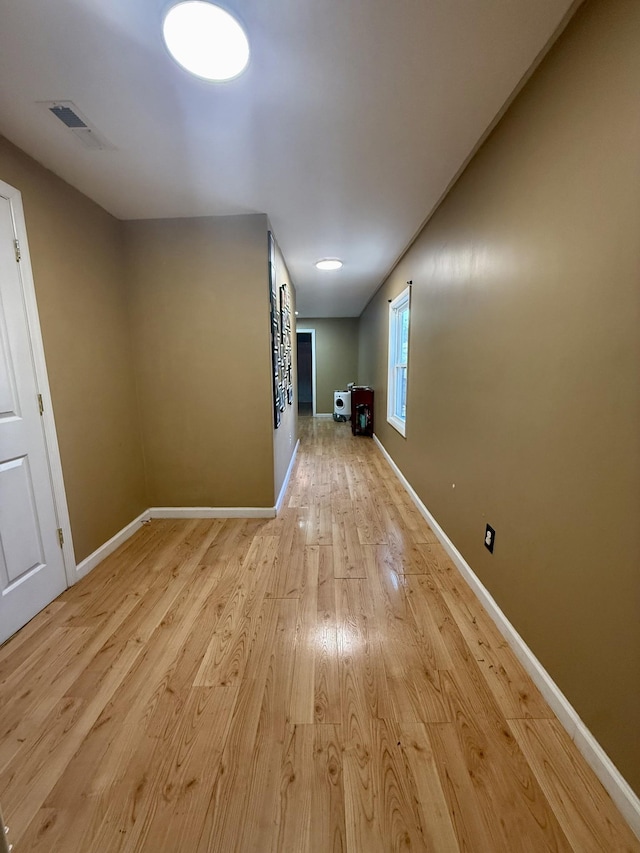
1,416,638,852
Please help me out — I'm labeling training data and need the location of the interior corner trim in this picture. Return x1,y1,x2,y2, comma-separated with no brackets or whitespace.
74,510,151,581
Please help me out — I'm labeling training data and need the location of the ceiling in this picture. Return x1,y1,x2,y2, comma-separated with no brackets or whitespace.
0,0,576,316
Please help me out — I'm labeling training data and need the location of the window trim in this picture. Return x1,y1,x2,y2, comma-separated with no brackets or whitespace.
387,285,410,437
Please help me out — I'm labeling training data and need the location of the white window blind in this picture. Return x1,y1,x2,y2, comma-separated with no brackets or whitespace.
387,285,410,436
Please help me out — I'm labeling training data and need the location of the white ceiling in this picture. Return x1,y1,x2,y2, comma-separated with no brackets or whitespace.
0,0,576,316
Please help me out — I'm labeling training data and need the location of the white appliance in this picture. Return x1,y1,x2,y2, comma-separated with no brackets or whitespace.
333,390,351,420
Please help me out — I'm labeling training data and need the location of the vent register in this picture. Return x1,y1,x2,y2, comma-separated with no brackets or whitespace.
41,101,113,150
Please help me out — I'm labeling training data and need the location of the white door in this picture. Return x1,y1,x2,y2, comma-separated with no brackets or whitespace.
0,191,67,644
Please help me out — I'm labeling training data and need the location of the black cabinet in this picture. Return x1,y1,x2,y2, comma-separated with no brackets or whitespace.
351,387,374,436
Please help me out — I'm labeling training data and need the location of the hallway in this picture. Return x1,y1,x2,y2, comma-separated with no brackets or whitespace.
0,417,637,851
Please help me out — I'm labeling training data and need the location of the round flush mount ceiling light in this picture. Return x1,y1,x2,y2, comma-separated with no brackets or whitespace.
162,2,250,82
315,258,343,271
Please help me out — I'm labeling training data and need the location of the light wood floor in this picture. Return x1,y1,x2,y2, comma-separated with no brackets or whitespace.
1,417,638,852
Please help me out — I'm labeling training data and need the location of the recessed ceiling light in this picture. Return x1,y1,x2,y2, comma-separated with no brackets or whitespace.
162,2,250,82
315,258,343,271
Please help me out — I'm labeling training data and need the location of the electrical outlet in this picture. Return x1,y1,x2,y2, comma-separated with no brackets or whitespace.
484,524,495,553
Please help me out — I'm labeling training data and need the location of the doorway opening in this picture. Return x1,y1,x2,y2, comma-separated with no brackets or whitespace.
296,329,316,416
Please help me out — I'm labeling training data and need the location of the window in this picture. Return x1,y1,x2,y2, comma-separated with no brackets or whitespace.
387,285,410,436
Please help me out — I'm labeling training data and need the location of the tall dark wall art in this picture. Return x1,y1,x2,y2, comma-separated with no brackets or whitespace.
268,232,293,428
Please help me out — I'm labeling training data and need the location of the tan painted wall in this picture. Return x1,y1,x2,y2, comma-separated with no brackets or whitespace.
359,0,640,794
272,236,298,499
0,142,298,553
297,318,359,413
0,137,147,562
124,214,276,508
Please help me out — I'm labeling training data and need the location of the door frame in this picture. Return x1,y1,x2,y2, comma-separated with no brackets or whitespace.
296,328,317,416
1,180,76,585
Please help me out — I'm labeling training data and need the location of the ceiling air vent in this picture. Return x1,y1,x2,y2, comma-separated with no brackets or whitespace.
40,101,114,150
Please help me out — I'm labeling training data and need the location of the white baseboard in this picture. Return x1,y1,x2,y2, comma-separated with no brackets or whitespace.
373,433,640,839
147,506,276,519
314,413,333,418
276,439,300,513
74,510,150,581
74,499,280,586
74,490,292,583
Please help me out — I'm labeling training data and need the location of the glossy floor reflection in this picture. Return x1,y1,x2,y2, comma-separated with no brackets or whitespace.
0,417,638,852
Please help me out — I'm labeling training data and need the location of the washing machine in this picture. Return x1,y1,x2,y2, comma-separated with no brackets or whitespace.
333,390,351,421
